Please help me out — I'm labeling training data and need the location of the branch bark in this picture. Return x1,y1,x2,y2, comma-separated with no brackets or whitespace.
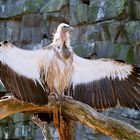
0,96,140,139
31,115,53,140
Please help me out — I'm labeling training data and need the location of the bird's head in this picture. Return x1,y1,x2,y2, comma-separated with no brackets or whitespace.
53,23,73,43
57,23,74,34
52,23,73,60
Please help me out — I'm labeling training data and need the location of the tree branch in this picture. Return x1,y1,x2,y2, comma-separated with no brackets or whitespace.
31,115,53,140
0,96,140,139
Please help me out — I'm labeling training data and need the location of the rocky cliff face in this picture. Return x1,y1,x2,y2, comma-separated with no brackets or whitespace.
0,0,140,139
0,0,140,64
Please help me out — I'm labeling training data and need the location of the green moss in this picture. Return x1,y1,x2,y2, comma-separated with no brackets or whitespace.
109,43,135,64
125,47,135,64
73,44,94,58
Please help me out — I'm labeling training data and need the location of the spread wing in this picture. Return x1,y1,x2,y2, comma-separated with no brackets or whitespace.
0,47,50,105
66,54,140,110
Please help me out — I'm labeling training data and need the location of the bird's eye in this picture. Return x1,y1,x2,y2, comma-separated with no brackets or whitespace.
57,46,60,49
0,44,1,47
64,26,68,28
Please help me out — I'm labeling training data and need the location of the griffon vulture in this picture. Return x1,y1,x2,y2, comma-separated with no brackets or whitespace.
0,23,140,115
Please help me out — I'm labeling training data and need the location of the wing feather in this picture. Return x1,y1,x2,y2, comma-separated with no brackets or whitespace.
65,54,140,110
0,46,51,105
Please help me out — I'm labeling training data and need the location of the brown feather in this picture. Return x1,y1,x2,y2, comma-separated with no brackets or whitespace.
65,65,140,111
0,63,48,105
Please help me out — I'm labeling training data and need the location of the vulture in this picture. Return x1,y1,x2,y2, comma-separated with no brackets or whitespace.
0,23,140,119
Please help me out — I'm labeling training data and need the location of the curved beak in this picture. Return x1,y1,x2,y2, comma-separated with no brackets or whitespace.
69,26,74,32
63,26,74,32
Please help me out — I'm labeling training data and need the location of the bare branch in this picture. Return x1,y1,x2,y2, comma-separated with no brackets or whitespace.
0,96,140,139
0,96,52,119
31,115,54,140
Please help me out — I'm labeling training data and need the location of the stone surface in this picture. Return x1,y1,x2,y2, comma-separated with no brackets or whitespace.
102,109,140,130
0,0,45,18
41,0,68,13
74,122,112,140
73,42,96,58
94,42,135,64
0,20,20,42
70,0,129,25
73,41,135,64
20,14,44,44
71,22,136,63
0,113,38,139
71,21,130,45
132,0,140,19
42,0,69,38
125,21,140,44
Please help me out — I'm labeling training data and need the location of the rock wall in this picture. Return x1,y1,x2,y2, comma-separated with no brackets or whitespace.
0,0,139,64
0,0,140,139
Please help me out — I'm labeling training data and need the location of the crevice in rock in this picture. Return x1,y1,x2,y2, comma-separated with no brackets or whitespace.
43,34,48,39
113,24,130,44
76,19,118,27
81,0,90,5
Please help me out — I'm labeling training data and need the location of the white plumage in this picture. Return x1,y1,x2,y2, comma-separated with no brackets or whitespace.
72,54,133,85
0,23,140,111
